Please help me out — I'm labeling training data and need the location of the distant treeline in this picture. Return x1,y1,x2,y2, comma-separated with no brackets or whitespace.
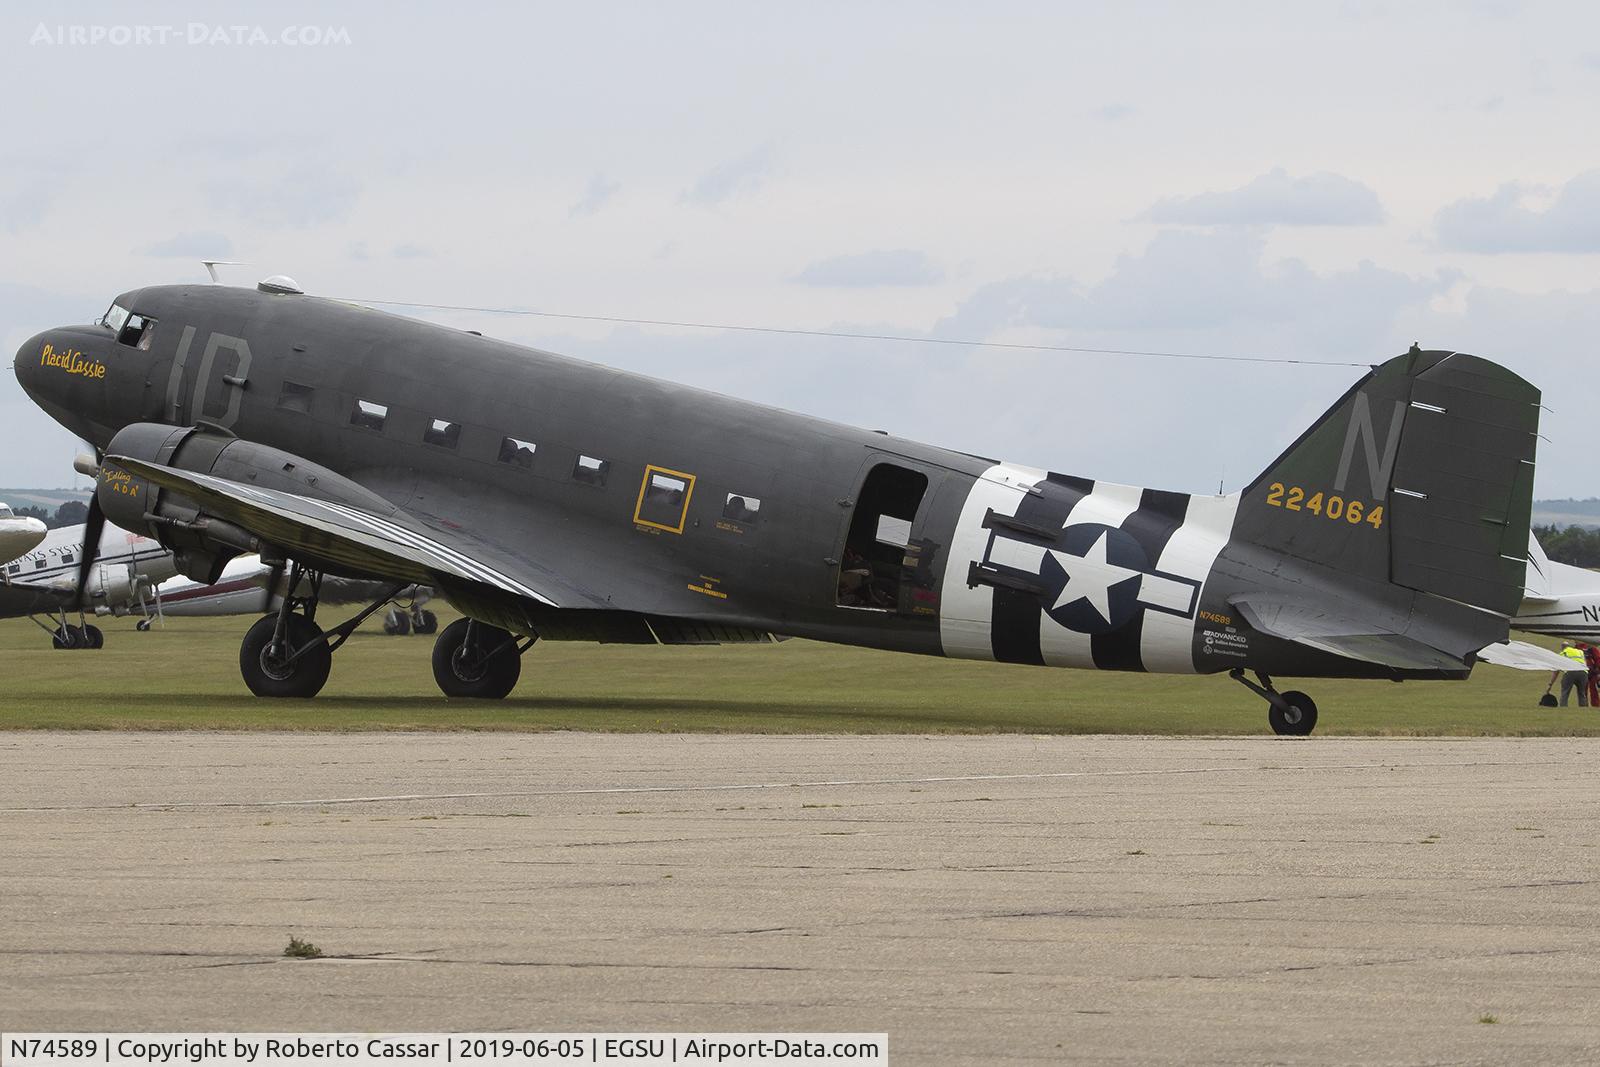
1534,524,1600,568
12,501,88,529
1535,498,1600,517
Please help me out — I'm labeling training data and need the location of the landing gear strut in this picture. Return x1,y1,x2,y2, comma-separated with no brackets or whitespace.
431,617,533,699
31,610,104,650
1230,669,1318,736
238,562,405,698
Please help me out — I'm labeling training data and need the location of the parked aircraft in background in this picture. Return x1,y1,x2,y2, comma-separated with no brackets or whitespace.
15,278,1563,732
1514,532,1600,642
0,502,47,566
0,520,175,647
157,554,437,634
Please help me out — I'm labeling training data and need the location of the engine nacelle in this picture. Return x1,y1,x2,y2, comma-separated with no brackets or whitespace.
84,560,141,606
98,422,399,585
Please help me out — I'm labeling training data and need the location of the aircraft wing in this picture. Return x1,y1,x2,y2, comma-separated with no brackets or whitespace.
105,455,605,609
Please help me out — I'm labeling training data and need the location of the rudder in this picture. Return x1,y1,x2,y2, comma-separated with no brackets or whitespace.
1236,347,1540,617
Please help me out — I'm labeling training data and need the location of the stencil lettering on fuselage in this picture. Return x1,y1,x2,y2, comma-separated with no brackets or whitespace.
939,464,1233,673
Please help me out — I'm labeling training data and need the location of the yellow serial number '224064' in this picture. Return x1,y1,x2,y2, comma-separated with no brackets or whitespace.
1264,483,1385,529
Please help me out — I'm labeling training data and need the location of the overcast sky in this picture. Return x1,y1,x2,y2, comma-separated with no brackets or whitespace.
3,1,1598,498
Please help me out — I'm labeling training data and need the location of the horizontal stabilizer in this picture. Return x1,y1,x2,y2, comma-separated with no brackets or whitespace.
1474,640,1575,672
1232,595,1468,671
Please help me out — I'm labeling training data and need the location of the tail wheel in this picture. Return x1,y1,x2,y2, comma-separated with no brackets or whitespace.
382,607,412,636
239,614,332,698
411,609,438,635
1269,691,1318,736
431,617,521,699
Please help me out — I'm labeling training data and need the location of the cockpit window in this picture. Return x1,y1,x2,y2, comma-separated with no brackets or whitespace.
0,504,13,519
117,313,156,350
103,303,130,334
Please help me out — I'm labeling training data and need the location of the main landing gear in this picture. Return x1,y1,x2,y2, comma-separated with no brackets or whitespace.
239,563,406,698
30,610,104,650
431,617,534,699
237,561,534,699
382,604,438,636
1230,669,1318,736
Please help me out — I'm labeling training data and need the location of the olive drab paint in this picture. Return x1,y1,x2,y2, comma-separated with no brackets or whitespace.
13,281,1547,711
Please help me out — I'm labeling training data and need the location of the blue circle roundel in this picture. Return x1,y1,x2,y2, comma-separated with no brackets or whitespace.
1037,522,1149,634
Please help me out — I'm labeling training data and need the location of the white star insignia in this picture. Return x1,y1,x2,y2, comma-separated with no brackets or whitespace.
1047,531,1141,625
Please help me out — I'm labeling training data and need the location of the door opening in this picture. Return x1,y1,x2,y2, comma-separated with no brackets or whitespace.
837,463,929,610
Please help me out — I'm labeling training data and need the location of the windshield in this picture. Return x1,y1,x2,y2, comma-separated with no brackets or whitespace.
0,503,13,519
102,302,130,333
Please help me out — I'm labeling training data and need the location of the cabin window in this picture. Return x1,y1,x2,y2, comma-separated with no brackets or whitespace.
634,466,696,533
277,380,314,414
61,552,74,565
498,437,536,468
35,558,47,570
350,398,388,431
723,493,761,523
117,313,156,349
572,454,609,486
6,562,19,575
423,417,461,449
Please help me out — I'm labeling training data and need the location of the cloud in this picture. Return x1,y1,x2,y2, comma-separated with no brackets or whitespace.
1143,168,1385,227
137,232,234,258
792,249,944,287
680,145,776,206
0,181,53,234
1092,103,1135,121
569,173,621,217
392,243,433,259
1432,171,1600,252
935,228,1450,351
208,167,361,227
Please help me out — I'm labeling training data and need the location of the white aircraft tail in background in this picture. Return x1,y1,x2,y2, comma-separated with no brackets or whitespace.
1512,532,1600,643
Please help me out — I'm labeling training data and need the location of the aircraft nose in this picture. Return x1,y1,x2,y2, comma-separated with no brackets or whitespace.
13,330,49,396
15,326,117,447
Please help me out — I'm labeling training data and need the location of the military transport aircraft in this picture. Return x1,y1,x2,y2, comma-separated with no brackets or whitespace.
0,502,48,566
14,278,1559,733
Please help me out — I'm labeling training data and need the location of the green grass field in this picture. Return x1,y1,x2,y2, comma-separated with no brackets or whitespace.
2,606,1595,735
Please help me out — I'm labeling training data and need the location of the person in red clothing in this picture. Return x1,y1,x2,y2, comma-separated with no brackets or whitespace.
1584,643,1600,708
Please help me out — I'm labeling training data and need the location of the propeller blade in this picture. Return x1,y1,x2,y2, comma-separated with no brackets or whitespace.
74,492,106,610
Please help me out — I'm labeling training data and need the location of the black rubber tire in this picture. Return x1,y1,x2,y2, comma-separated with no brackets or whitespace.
1269,691,1318,736
83,624,105,649
136,617,152,632
412,609,438,635
52,625,79,650
431,617,521,699
240,613,332,698
383,607,411,636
